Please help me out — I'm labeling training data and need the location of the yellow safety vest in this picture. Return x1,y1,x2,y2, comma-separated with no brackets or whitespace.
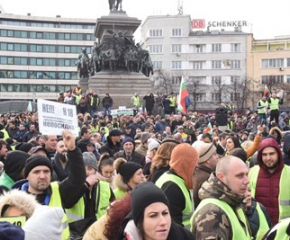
265,218,290,240
269,98,279,110
191,198,251,240
74,95,82,105
131,96,140,107
255,202,270,240
249,165,290,221
258,100,268,114
90,125,99,135
113,187,127,200
49,182,70,240
65,181,111,223
0,129,9,140
169,96,176,107
156,172,193,229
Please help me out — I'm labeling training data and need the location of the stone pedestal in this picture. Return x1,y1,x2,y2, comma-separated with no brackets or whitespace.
88,71,153,107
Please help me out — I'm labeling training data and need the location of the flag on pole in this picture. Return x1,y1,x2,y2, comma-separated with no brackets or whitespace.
204,122,213,135
26,101,32,113
263,86,270,97
177,77,190,114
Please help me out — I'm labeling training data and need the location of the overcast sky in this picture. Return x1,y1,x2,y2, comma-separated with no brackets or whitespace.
1,0,289,41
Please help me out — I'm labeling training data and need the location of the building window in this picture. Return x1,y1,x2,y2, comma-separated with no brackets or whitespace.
172,61,181,69
171,44,181,53
212,60,221,69
152,61,162,69
172,28,182,36
211,93,221,101
195,93,206,102
261,75,284,84
287,75,290,83
231,43,241,52
230,60,241,69
172,76,181,84
194,44,205,53
148,45,162,54
212,44,221,52
230,76,240,83
149,29,162,37
231,93,241,101
192,61,203,70
211,76,221,85
262,58,284,68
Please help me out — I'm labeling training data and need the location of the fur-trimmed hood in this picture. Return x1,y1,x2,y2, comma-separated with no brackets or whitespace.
269,127,283,144
0,190,39,218
113,174,130,192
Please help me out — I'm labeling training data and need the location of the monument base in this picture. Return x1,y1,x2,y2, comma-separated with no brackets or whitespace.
88,71,153,108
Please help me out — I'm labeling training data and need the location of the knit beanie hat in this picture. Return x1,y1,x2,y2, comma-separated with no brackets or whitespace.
122,137,135,146
115,158,142,183
131,182,169,225
192,141,217,163
16,142,33,153
4,150,30,181
23,205,63,240
170,143,198,189
0,222,24,240
24,155,53,178
82,152,98,170
148,139,160,152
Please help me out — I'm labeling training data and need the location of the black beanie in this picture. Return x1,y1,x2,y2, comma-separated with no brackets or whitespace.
24,155,53,178
131,182,169,225
4,150,30,181
0,222,24,240
118,161,142,183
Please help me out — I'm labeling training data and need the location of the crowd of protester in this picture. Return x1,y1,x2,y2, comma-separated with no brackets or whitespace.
0,85,290,239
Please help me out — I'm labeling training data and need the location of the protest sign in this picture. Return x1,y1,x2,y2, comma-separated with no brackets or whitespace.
38,99,78,136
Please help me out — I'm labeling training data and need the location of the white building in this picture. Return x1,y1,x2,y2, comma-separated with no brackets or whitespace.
140,14,252,111
0,12,95,101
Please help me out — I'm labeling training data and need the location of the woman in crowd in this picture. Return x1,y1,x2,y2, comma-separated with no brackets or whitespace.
96,153,115,188
113,158,144,199
119,182,195,240
149,140,178,183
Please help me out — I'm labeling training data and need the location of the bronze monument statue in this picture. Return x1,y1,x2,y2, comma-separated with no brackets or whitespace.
76,47,91,79
109,0,122,11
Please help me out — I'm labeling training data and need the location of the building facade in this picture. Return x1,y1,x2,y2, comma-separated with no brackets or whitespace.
0,12,95,101
140,14,253,111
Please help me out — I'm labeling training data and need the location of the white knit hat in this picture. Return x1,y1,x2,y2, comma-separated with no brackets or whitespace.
148,139,160,152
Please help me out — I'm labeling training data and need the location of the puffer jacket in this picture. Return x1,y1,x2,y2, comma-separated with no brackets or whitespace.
254,138,284,225
283,132,290,165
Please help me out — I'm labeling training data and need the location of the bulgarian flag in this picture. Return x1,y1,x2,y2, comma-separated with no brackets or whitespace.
177,77,190,114
263,85,270,97
204,122,213,135
26,101,32,113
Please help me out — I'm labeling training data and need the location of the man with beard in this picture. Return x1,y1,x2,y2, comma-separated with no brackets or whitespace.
249,138,290,225
53,140,70,181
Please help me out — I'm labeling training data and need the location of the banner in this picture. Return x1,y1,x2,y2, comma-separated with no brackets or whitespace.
0,216,26,227
38,99,78,136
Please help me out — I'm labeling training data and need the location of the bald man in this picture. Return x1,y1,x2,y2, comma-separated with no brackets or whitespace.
191,156,252,240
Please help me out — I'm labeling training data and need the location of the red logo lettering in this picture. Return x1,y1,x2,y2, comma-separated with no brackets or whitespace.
191,19,205,29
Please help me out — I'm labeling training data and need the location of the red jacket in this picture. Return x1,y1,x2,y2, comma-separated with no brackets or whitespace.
256,138,284,225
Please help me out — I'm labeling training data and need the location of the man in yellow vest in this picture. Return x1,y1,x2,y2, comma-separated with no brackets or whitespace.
14,130,86,240
268,92,283,126
257,96,269,126
169,92,177,114
191,156,252,239
131,92,140,116
249,138,290,226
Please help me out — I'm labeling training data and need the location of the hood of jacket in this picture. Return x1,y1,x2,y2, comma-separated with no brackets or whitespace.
0,190,39,218
199,173,245,208
169,143,198,189
257,138,284,172
283,132,290,158
113,174,130,192
269,127,283,144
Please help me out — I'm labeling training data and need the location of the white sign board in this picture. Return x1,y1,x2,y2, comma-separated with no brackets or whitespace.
37,99,78,136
